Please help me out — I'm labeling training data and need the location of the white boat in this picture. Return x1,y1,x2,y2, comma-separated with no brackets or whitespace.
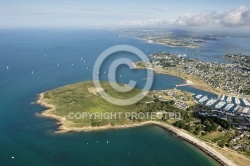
215,101,226,109
199,96,208,103
226,96,232,103
205,99,212,105
235,97,241,105
196,94,202,99
220,94,225,101
224,103,234,111
206,98,217,106
243,99,250,106
233,105,240,112
210,99,217,106
242,107,249,113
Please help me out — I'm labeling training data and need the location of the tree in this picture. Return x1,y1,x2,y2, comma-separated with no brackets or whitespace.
170,100,175,105
173,120,186,129
217,140,225,148
111,122,115,126
184,124,194,132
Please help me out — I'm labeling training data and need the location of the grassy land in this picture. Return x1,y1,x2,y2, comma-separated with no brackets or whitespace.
202,131,225,140
40,81,155,127
39,80,194,132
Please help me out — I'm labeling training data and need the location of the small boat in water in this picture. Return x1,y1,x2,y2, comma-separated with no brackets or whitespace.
196,94,202,99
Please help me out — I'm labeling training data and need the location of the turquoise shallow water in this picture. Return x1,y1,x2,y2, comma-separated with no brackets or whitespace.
1,29,249,165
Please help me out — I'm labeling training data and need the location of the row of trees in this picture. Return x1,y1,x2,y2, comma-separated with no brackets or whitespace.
173,114,232,136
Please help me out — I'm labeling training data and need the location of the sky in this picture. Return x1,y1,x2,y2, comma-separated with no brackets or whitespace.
0,0,250,29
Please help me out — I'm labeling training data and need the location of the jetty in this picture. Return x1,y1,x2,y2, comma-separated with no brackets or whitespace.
243,107,250,113
215,101,226,109
175,84,189,87
196,94,202,99
242,99,250,106
199,96,208,103
205,98,217,106
220,94,225,101
224,103,234,111
226,96,232,103
233,105,241,112
235,97,241,105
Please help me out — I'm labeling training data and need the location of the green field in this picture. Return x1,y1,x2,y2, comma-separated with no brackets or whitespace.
41,81,156,127
41,80,190,130
202,131,225,140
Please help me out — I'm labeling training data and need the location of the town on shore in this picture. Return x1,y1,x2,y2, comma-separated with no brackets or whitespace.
135,52,250,161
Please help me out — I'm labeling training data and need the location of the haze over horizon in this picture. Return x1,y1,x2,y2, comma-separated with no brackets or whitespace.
0,0,250,32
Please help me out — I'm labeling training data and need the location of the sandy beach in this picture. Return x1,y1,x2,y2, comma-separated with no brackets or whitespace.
37,93,238,166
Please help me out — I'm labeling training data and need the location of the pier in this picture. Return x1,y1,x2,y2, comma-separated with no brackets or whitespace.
175,84,190,87
220,94,225,101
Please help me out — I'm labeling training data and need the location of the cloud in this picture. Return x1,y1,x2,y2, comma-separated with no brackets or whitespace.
220,6,250,26
119,5,250,28
174,12,219,26
174,5,250,27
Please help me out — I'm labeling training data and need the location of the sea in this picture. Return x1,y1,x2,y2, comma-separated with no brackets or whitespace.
1,29,250,166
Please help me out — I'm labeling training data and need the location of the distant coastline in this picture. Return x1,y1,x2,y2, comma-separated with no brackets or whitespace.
127,35,200,48
145,38,199,48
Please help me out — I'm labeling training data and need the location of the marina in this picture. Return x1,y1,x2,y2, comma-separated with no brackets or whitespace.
194,94,250,114
196,94,250,115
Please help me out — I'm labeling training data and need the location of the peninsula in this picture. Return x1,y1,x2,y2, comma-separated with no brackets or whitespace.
37,81,250,166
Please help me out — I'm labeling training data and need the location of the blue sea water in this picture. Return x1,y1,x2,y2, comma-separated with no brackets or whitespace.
2,29,250,165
